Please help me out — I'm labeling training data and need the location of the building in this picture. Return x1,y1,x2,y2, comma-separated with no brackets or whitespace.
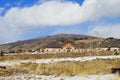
37,39,120,53
62,42,76,52
39,39,78,53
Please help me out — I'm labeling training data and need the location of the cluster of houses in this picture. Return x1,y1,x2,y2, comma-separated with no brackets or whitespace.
1,39,120,55
39,42,77,53
36,40,120,53
39,44,120,53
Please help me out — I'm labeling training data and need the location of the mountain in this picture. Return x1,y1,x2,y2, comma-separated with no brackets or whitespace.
0,34,119,52
0,34,95,51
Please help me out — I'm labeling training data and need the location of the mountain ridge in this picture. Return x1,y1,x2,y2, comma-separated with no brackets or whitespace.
0,34,119,52
0,34,95,51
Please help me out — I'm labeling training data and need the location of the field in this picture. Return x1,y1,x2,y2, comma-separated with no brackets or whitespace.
0,52,120,80
0,51,117,61
12,58,120,76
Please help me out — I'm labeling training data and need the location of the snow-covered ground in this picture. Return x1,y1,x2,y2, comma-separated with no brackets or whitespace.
0,56,120,80
0,55,120,66
0,74,119,80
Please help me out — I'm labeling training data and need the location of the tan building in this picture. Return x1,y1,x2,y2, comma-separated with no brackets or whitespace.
39,39,78,53
38,39,120,53
62,43,76,52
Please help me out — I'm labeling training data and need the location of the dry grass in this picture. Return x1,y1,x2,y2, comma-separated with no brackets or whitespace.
12,58,120,76
0,51,118,61
0,66,15,76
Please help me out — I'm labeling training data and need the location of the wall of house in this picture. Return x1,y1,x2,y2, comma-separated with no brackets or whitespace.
34,47,120,54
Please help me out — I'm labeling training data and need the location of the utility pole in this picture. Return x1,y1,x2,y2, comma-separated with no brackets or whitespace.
95,31,101,56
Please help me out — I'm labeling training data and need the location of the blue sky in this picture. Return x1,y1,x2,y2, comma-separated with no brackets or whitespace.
0,0,120,44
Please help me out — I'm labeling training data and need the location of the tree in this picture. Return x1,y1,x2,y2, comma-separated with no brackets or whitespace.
0,51,4,56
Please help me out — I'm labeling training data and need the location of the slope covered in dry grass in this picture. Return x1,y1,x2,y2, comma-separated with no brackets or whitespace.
1,58,120,77
15,58,120,76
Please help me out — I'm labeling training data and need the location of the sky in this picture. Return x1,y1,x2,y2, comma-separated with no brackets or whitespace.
0,0,120,44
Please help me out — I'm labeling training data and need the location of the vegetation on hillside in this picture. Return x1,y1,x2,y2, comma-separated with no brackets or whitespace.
0,34,119,53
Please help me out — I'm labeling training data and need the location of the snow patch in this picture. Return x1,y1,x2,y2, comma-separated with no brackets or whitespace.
0,74,118,80
0,55,120,66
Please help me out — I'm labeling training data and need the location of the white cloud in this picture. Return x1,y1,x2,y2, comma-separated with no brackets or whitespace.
0,18,22,44
4,1,82,27
89,24,120,38
0,8,4,14
82,0,120,19
0,0,120,43
4,0,120,27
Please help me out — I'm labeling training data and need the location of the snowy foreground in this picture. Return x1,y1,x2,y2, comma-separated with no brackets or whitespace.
0,74,119,80
0,55,120,66
0,55,120,80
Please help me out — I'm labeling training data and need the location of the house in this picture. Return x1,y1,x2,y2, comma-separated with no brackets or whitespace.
39,39,78,53
62,42,76,52
95,47,120,52
95,48,108,51
109,47,120,51
38,39,120,53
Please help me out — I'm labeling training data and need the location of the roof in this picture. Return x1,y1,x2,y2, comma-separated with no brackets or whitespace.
62,43,76,49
